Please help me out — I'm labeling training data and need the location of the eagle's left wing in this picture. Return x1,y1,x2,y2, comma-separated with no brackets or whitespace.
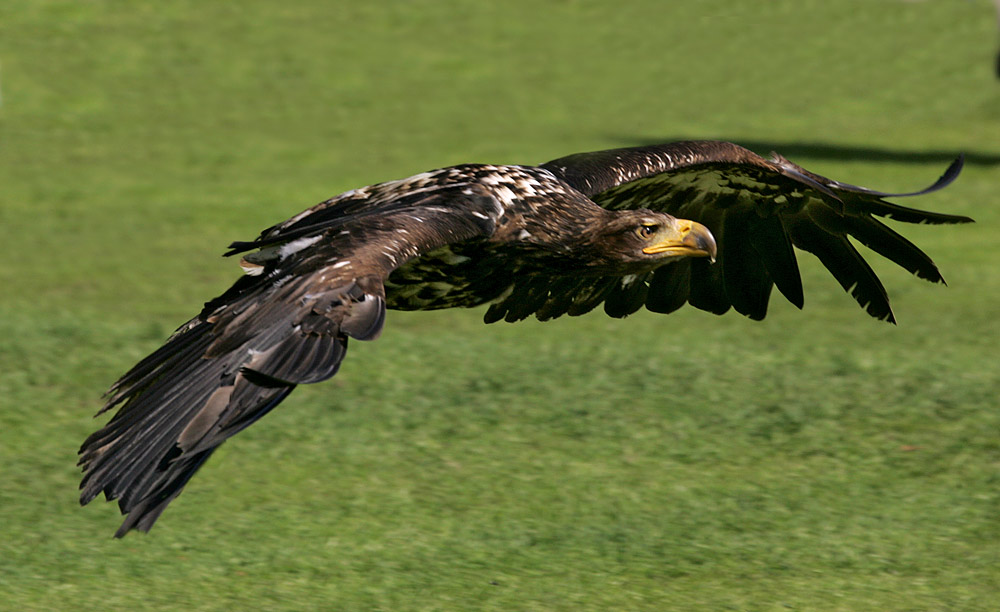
539,141,970,323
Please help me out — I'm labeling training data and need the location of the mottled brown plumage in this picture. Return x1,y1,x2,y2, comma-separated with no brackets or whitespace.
79,141,970,536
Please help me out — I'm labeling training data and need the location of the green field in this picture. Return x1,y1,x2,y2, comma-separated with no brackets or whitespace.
2,1,998,610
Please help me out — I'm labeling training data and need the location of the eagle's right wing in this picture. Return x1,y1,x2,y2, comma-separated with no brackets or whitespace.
80,183,500,537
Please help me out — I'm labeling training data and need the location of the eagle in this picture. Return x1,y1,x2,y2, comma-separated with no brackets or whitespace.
79,140,970,537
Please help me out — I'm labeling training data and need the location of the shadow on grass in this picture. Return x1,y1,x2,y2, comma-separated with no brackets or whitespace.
614,137,1000,166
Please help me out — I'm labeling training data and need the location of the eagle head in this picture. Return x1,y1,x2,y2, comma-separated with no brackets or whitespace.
577,210,717,272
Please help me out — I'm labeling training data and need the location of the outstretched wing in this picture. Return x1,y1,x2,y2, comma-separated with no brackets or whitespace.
79,183,499,536
536,140,971,323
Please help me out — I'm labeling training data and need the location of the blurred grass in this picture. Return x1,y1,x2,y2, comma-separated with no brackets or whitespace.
1,1,999,610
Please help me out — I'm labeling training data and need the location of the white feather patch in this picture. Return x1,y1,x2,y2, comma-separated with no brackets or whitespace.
278,235,323,258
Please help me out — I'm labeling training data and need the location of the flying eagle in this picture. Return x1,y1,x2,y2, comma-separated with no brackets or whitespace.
79,141,970,536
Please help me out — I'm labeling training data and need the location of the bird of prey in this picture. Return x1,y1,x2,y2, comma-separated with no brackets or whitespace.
79,140,970,537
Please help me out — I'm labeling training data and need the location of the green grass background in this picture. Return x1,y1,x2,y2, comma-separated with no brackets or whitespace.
2,1,998,610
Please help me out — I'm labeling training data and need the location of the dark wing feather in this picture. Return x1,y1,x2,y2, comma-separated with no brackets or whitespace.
748,214,803,309
783,214,895,321
645,261,692,315
532,277,594,321
720,205,773,320
494,274,553,323
80,184,499,536
541,140,971,322
682,200,732,316
603,276,650,318
484,274,623,323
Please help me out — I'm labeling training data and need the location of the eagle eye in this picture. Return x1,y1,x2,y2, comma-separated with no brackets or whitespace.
635,224,657,239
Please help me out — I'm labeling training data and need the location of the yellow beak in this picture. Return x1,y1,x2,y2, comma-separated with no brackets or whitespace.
642,220,717,262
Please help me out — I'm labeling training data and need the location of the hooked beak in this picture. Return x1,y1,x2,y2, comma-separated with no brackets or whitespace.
641,220,717,262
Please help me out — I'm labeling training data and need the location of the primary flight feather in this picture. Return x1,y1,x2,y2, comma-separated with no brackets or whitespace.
79,140,970,536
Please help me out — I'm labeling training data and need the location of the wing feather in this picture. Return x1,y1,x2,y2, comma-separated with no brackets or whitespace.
645,261,692,315
498,275,553,323
565,277,618,317
840,216,944,283
604,275,650,319
721,206,773,321
542,141,971,322
533,277,590,321
784,215,895,322
81,184,500,536
748,214,803,309
688,257,731,316
683,204,731,316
